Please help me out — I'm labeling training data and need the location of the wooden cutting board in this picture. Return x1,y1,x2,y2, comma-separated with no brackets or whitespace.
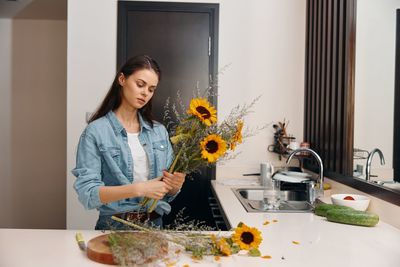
86,234,116,265
86,233,169,265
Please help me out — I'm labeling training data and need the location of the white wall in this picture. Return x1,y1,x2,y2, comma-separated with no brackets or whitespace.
67,0,306,229
67,0,118,229
354,0,400,179
0,19,66,228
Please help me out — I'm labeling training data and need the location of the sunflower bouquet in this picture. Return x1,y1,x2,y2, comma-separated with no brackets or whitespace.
142,92,261,212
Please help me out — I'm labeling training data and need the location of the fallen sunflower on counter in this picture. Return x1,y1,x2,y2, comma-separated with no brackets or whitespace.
232,222,263,251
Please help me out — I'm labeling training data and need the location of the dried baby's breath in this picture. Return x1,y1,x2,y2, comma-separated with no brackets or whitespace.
109,216,264,265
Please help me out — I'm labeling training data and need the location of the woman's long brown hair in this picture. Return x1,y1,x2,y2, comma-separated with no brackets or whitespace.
88,55,161,127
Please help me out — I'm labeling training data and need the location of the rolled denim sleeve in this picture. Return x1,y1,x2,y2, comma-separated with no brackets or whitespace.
71,130,104,210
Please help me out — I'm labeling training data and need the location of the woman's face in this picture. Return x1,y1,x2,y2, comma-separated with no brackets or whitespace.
118,68,159,110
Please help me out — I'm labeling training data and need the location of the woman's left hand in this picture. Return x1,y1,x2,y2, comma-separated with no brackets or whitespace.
162,170,186,196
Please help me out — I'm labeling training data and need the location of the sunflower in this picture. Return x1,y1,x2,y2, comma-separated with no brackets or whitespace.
200,134,227,163
232,224,262,250
230,120,244,150
187,98,217,126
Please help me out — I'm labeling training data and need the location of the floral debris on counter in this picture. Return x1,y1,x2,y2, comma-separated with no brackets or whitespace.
109,217,264,265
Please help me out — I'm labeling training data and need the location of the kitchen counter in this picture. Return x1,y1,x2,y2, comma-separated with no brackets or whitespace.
211,180,400,267
1,182,400,267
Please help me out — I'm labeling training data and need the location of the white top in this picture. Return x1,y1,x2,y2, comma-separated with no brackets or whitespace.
127,132,149,182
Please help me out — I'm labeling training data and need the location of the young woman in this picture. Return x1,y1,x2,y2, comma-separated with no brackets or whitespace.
72,55,185,230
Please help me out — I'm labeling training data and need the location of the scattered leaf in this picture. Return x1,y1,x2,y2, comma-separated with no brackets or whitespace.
230,243,240,254
248,248,261,257
214,256,221,261
165,261,177,267
262,255,272,259
292,241,300,245
272,219,278,223
191,255,201,262
263,220,270,225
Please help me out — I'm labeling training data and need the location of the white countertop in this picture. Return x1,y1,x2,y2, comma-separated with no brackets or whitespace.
1,181,400,267
0,227,322,267
0,228,248,267
211,180,400,267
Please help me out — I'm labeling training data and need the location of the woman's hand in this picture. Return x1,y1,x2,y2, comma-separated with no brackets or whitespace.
162,171,186,196
140,177,172,200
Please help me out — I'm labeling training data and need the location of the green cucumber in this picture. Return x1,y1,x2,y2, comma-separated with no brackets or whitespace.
314,203,354,217
326,209,379,227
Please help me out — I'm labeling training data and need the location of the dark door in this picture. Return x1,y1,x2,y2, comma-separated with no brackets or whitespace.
118,1,220,227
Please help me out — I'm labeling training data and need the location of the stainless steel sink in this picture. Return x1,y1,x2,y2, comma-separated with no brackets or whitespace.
233,188,314,213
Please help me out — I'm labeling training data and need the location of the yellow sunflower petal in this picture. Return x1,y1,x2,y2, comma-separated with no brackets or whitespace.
187,98,217,126
230,120,244,151
217,238,231,256
200,134,227,163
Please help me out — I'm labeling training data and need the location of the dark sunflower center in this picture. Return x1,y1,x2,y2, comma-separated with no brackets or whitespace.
241,232,254,244
206,140,219,153
196,106,211,119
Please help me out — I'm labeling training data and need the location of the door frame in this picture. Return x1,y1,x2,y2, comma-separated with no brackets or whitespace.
117,1,219,180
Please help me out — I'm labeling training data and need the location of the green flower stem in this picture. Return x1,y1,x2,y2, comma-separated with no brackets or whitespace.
169,145,184,173
111,216,151,232
139,197,151,207
146,146,184,213
147,199,158,213
111,216,186,247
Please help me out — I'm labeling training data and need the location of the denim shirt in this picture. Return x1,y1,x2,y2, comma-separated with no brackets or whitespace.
72,111,177,216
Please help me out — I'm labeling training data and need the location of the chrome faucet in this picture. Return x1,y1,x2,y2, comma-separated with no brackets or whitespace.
286,148,324,203
365,148,385,182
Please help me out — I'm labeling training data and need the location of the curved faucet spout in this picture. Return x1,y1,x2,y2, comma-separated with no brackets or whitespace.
286,148,324,198
365,148,385,182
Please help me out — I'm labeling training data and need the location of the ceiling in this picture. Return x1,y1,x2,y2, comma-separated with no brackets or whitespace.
0,0,66,20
